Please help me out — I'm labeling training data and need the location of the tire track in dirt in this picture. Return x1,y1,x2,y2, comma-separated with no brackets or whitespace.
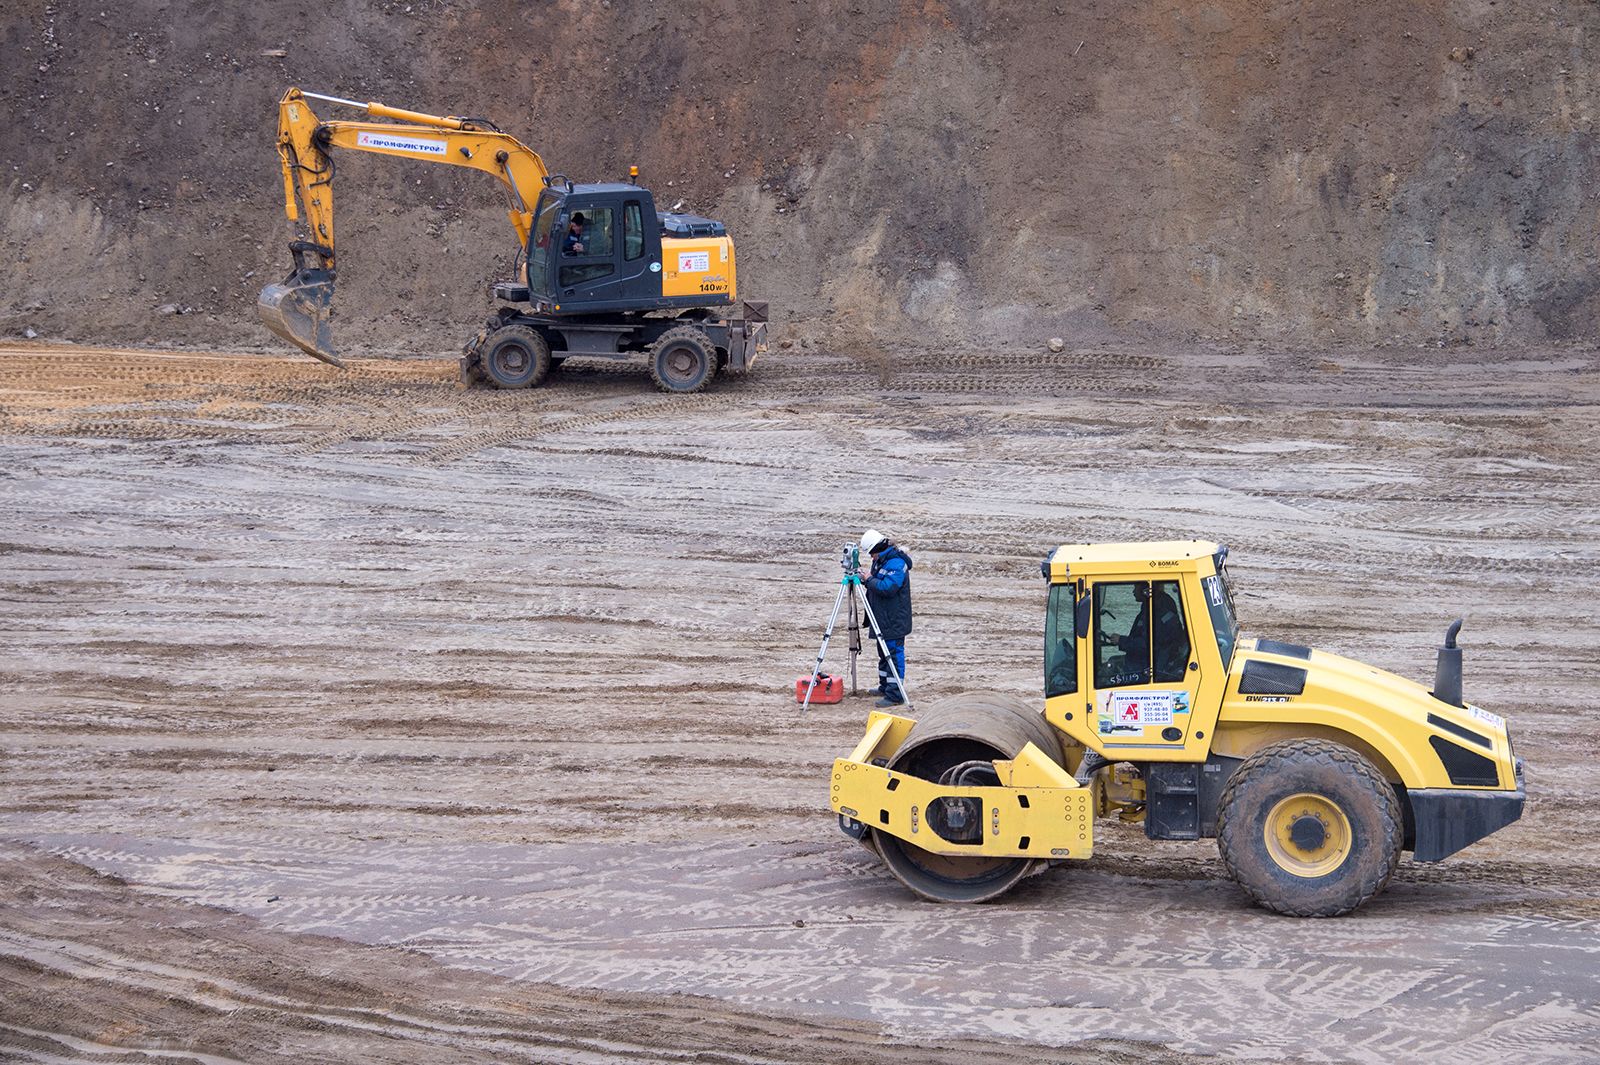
419,394,729,463
16,832,1598,1065
6,845,1183,1065
294,390,481,454
2,341,1597,1063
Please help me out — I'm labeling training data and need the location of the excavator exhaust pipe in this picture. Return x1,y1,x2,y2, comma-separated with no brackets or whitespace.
257,241,343,368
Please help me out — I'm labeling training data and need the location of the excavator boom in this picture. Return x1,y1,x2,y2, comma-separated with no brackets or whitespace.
258,88,550,365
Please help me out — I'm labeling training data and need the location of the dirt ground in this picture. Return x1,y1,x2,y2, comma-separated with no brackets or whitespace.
1,340,1597,1062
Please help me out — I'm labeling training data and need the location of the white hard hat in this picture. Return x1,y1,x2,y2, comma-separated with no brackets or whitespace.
860,528,888,555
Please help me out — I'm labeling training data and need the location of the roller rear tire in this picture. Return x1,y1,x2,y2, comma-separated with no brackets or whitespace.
1216,738,1403,917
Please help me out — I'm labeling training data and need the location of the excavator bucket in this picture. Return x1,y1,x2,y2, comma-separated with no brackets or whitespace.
257,242,342,367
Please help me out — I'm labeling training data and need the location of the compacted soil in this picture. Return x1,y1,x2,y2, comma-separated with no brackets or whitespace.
1,340,1597,1063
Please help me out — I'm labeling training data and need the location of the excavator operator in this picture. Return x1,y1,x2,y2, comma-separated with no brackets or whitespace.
562,213,588,256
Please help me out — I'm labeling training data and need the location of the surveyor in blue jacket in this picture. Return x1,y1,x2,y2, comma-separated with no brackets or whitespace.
860,528,912,707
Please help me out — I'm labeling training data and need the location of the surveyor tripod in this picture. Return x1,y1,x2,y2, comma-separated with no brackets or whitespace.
799,545,912,713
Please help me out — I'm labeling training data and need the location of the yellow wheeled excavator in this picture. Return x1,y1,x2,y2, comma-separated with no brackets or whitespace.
258,88,767,392
830,541,1526,916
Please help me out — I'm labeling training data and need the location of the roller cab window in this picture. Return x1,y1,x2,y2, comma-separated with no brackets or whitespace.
1094,580,1191,688
1044,584,1077,697
1202,567,1239,669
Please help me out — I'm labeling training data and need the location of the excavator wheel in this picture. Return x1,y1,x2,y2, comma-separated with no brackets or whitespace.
480,324,551,390
870,693,1065,903
649,325,716,394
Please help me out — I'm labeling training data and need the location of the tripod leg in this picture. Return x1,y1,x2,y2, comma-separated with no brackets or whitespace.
848,597,861,694
856,590,911,710
800,582,850,713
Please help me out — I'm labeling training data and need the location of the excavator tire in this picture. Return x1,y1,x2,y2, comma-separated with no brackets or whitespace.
1216,738,1403,917
480,324,551,390
870,693,1064,903
648,325,716,394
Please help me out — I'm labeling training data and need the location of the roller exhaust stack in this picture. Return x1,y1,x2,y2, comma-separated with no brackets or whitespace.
257,241,342,368
1432,617,1465,707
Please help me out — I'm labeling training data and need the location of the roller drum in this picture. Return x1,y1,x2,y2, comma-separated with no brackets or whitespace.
871,692,1065,903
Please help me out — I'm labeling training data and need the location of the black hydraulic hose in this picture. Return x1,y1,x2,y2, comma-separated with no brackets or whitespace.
1075,750,1109,786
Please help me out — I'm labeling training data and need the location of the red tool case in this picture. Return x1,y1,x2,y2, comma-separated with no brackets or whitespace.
795,674,845,704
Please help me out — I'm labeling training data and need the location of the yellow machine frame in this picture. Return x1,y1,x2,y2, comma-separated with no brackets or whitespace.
832,711,1095,860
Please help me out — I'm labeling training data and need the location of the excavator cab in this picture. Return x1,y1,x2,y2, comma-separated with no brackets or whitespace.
519,184,735,316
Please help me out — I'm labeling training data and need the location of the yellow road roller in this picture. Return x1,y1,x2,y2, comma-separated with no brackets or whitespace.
829,541,1525,916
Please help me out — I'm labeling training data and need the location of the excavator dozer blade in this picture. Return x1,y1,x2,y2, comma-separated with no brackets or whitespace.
257,264,342,368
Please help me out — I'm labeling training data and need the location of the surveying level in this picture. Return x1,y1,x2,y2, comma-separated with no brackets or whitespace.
799,543,912,713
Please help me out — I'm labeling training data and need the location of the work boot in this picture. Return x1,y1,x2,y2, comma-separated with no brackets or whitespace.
875,694,905,708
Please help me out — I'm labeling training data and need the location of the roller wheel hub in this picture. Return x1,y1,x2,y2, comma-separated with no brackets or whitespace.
1288,814,1328,853
1263,792,1352,878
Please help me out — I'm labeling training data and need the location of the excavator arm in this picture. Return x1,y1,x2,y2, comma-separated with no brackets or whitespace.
259,88,551,367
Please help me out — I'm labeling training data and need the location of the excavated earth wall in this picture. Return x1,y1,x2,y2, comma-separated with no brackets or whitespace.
4,0,1600,353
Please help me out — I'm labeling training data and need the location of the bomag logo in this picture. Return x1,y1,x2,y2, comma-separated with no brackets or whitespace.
1149,560,1180,568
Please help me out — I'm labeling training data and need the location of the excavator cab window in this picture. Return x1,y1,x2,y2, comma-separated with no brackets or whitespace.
623,201,645,260
558,206,615,287
526,193,561,297
563,207,611,257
